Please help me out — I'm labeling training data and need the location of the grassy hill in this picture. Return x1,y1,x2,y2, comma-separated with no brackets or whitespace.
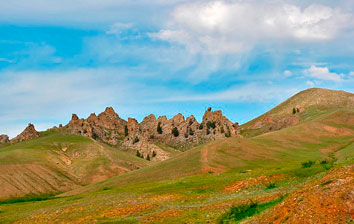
0,88,353,223
241,88,354,137
0,129,150,201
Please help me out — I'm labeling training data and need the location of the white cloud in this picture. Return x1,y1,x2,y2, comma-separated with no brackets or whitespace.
305,65,343,81
284,70,292,77
0,0,186,27
151,1,352,54
306,80,315,87
152,83,299,103
349,71,354,76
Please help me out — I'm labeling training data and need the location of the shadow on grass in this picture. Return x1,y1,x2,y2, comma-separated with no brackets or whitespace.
218,196,285,223
0,194,56,205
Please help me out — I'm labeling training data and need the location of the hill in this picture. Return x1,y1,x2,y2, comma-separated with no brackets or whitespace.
0,129,149,201
241,88,354,137
0,88,353,223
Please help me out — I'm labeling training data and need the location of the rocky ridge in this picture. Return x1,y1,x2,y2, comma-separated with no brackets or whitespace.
0,134,9,143
10,123,39,143
65,107,240,161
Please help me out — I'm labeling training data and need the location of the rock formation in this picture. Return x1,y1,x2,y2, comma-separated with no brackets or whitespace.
0,134,9,143
66,107,127,145
123,107,240,160
65,106,240,161
11,123,39,143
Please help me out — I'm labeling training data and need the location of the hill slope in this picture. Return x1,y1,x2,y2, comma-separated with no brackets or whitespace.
0,129,150,201
241,88,354,137
61,106,354,197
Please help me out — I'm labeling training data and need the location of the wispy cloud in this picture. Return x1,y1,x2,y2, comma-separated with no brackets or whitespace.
304,65,344,82
150,1,353,54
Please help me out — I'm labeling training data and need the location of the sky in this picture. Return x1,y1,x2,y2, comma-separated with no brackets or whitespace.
1,0,354,137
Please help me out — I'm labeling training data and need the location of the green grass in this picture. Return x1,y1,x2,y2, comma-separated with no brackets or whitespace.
218,197,285,223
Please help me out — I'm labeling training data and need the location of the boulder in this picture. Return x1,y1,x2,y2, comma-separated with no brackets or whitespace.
0,134,9,143
11,123,39,143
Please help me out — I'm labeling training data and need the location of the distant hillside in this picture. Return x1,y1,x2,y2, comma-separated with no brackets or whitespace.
61,105,354,197
241,88,354,137
0,129,149,201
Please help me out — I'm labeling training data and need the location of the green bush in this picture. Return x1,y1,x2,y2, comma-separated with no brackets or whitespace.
189,128,194,136
199,124,204,130
206,121,216,129
293,108,297,114
301,160,315,168
218,201,258,223
124,125,129,137
265,182,276,190
133,136,140,144
157,122,163,134
171,127,179,137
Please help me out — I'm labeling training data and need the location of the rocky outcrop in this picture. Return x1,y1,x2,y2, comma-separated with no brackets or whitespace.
249,115,299,132
11,123,39,143
123,107,240,160
0,134,9,143
65,106,240,162
66,107,127,145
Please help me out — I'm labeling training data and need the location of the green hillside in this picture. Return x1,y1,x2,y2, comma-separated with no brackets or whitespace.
0,129,150,201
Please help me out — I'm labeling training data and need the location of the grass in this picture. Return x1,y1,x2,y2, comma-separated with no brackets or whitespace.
0,194,56,205
218,197,285,223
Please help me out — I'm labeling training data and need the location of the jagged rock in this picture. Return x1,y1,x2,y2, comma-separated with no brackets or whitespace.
123,107,240,159
11,123,39,143
0,134,9,143
66,107,127,146
65,106,240,162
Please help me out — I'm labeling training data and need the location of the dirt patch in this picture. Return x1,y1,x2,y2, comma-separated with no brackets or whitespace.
142,209,182,223
99,203,160,218
225,174,287,193
250,165,354,224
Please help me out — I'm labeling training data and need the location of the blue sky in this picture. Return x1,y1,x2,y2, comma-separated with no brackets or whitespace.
1,0,354,137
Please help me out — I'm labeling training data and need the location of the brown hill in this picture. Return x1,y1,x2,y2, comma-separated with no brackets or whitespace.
242,88,354,137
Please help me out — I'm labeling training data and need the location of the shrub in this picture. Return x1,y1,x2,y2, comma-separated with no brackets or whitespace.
146,154,150,161
136,150,141,157
124,125,129,137
293,108,297,114
225,127,231,138
207,121,216,129
265,182,276,190
218,200,258,223
171,127,179,137
152,151,157,157
189,128,194,136
157,122,163,134
220,126,224,133
133,136,140,144
150,134,155,139
301,160,315,168
206,129,210,135
199,124,204,130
